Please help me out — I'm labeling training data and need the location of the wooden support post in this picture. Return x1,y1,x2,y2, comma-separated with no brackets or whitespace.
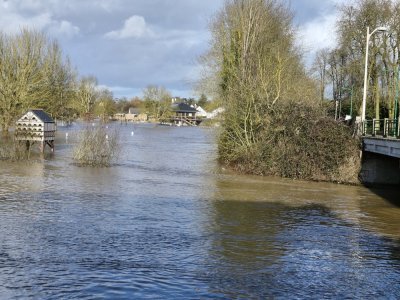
46,141,55,152
40,141,45,153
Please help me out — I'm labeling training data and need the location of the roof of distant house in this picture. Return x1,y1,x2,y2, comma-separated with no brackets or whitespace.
172,102,198,113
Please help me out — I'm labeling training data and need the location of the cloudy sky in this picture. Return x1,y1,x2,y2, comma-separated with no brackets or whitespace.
0,0,344,99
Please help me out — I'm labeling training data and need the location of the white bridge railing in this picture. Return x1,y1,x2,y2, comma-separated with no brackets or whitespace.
362,119,400,138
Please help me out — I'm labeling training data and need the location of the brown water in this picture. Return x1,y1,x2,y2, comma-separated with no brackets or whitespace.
0,123,399,299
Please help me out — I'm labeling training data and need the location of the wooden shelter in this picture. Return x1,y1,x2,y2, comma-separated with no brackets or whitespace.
171,103,200,126
15,109,56,152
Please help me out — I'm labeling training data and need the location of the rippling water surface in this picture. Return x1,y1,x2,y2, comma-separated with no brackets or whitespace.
0,123,399,299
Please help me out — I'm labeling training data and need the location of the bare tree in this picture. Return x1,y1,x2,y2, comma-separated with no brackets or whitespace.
142,85,172,119
94,88,116,122
312,48,330,103
334,0,396,119
202,0,318,160
0,29,75,134
73,76,98,119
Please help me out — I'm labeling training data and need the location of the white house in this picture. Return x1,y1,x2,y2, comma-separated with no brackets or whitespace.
194,105,208,118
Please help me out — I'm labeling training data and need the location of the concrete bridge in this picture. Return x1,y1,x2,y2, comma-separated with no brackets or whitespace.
362,118,400,158
361,119,400,185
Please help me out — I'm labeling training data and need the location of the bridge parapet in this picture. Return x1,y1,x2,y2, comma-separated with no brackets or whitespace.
361,118,400,158
362,118,400,138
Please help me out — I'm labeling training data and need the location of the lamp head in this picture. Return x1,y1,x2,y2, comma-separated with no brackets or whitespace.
376,26,388,32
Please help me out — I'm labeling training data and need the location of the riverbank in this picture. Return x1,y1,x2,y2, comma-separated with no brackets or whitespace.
218,102,362,185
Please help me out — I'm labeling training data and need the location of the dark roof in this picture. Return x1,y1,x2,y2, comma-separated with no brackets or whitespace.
172,103,198,113
30,109,54,123
128,107,141,114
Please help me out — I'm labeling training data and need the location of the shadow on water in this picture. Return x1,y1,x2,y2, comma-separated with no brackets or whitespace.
366,185,400,208
205,195,400,298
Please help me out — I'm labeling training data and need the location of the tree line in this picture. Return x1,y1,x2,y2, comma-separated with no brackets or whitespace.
0,29,118,133
0,29,216,134
313,0,400,121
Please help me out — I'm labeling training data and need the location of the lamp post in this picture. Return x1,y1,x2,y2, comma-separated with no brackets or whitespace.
361,26,388,122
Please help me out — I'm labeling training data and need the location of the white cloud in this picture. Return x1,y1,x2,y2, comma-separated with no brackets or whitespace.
298,13,338,52
48,20,80,38
105,15,153,39
0,11,52,33
0,2,80,39
297,12,339,66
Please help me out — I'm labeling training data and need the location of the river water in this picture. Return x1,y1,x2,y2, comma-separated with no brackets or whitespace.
0,123,399,299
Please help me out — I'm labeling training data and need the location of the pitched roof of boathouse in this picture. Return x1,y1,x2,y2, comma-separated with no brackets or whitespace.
172,103,198,113
18,109,55,123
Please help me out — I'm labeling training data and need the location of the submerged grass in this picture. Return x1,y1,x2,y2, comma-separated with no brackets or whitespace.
73,126,120,167
0,137,31,161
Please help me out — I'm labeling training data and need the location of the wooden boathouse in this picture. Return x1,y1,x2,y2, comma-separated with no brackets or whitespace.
171,103,200,126
15,109,56,152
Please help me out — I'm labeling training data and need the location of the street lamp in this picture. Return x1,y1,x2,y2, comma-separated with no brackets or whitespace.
361,26,388,122
361,27,388,122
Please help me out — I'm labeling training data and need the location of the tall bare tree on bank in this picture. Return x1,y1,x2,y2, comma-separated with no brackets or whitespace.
73,76,98,119
311,48,330,104
200,0,361,183
142,85,172,120
94,88,116,123
42,42,76,120
0,29,75,134
202,0,317,160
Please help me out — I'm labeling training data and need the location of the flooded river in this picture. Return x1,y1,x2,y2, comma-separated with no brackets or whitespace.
0,123,399,299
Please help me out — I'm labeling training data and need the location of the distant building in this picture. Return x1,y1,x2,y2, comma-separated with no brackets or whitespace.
194,105,208,118
207,107,225,119
114,107,147,122
171,102,200,126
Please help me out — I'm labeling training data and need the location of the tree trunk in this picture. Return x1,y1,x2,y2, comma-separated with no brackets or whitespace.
375,75,380,120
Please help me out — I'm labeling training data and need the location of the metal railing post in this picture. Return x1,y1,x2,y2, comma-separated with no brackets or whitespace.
362,121,365,136
372,119,376,136
398,119,400,138
384,118,388,137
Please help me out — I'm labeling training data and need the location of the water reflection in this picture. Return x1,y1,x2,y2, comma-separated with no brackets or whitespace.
214,173,400,239
207,175,400,298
